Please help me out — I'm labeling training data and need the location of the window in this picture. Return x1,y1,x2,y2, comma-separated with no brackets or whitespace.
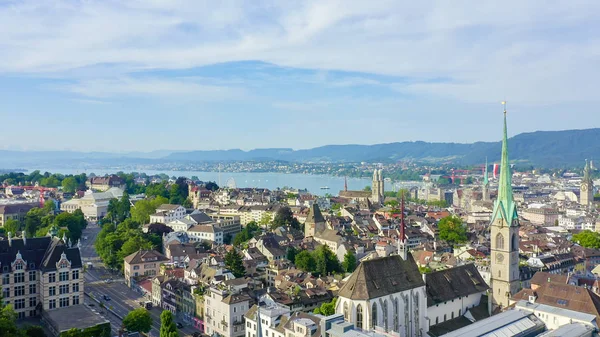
59,284,69,295
59,297,69,308
29,271,36,282
48,273,56,283
15,263,23,270
444,314,447,322
29,284,36,295
15,298,25,309
73,295,79,305
72,270,79,280
49,286,56,296
496,233,505,250
356,305,363,329
371,303,378,329
14,273,24,284
393,299,399,332
14,285,25,297
2,288,9,299
343,302,349,320
73,283,79,293
498,270,501,278
133,265,140,270
29,297,36,308
382,300,388,332
3,274,9,285
511,233,518,252
59,272,69,282
49,299,56,309
435,317,439,325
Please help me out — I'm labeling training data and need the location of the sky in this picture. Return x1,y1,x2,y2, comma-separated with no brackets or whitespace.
1,0,599,152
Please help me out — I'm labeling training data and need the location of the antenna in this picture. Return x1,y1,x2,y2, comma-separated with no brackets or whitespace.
502,100,507,114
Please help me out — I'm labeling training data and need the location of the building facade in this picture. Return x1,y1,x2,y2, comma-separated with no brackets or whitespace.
86,175,126,191
0,203,37,227
150,204,187,224
204,287,250,337
123,250,169,287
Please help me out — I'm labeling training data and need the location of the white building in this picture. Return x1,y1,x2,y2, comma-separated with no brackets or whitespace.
149,204,186,224
60,187,124,220
204,287,250,337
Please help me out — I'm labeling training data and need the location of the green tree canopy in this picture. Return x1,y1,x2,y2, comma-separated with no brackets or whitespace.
313,297,337,316
61,177,79,193
159,310,179,337
233,221,259,246
572,230,600,249
438,215,468,246
4,219,20,236
295,250,316,272
342,251,357,273
131,196,169,224
24,325,46,337
123,308,153,333
272,206,300,230
224,248,246,278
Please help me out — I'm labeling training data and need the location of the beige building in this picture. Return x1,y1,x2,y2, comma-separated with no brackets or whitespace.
60,187,124,220
0,203,37,227
204,287,251,337
149,204,186,224
521,208,559,226
1,233,83,319
123,250,169,287
86,175,125,191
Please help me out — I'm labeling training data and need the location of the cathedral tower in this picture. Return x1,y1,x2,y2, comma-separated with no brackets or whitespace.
490,103,520,310
372,169,384,204
580,159,594,209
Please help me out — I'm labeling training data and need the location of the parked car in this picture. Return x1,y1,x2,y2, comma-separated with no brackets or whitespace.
103,295,111,301
176,322,183,329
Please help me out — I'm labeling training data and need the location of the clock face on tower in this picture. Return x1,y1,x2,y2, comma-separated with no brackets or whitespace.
582,184,588,191
496,253,504,263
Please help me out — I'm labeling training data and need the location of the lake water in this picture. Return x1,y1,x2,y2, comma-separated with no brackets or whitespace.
26,168,378,196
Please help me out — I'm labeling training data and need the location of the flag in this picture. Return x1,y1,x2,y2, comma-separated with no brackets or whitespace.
493,163,499,178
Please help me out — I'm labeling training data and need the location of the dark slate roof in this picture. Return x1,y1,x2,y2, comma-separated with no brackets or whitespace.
338,255,424,300
0,203,36,215
0,236,52,271
41,237,83,271
188,212,214,224
306,204,325,224
425,263,489,307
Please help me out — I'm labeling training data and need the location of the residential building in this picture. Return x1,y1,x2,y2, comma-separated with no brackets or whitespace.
521,208,559,226
123,250,169,287
204,287,251,337
0,203,36,227
150,204,186,224
86,175,125,191
161,279,195,322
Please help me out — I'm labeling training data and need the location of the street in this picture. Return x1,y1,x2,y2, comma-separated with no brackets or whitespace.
81,222,199,337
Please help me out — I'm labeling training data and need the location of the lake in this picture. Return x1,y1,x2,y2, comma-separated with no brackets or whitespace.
25,168,379,196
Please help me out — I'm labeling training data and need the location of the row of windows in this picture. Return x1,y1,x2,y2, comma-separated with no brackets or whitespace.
3,271,39,285
48,296,79,309
49,283,80,296
12,297,37,310
3,284,37,298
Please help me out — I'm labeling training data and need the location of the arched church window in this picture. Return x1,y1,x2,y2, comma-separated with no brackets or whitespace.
383,300,388,332
498,270,501,278
511,233,518,252
344,302,349,320
496,233,504,250
393,299,399,332
371,303,378,329
356,305,363,329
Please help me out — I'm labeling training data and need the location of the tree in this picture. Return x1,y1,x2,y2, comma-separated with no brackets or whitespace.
286,246,298,262
313,245,341,276
147,223,174,236
438,215,468,246
314,297,337,316
25,208,44,237
204,182,219,191
43,200,55,214
61,177,79,193
363,186,371,192
295,250,316,272
224,248,246,278
160,310,179,337
123,308,153,333
572,230,600,249
3,219,20,235
272,206,300,230
418,266,432,274
342,251,357,273
24,326,46,337
131,196,169,224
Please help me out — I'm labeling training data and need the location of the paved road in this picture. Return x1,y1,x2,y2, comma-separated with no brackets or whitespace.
82,222,199,337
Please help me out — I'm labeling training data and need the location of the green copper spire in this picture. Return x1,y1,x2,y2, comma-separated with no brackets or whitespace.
491,104,518,225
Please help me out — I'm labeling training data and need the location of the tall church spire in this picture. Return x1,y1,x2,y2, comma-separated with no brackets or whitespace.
491,104,517,225
398,195,408,260
483,157,489,186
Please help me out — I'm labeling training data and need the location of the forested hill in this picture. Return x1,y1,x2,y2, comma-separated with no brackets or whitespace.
165,128,600,167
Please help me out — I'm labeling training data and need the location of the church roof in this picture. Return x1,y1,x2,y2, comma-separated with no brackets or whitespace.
491,108,518,226
425,263,489,307
306,204,325,224
338,255,424,300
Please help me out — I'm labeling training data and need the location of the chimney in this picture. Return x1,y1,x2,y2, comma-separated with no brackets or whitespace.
7,232,12,247
22,232,26,246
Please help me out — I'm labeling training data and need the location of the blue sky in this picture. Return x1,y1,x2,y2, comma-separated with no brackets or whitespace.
1,1,599,152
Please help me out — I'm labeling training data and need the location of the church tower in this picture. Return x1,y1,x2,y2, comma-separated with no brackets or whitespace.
482,158,490,201
490,103,520,310
580,159,594,209
372,169,384,204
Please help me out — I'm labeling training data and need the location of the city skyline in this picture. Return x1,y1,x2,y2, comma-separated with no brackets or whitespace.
1,1,599,152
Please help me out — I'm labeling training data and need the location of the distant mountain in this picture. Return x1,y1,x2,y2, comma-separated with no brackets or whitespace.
2,129,599,168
